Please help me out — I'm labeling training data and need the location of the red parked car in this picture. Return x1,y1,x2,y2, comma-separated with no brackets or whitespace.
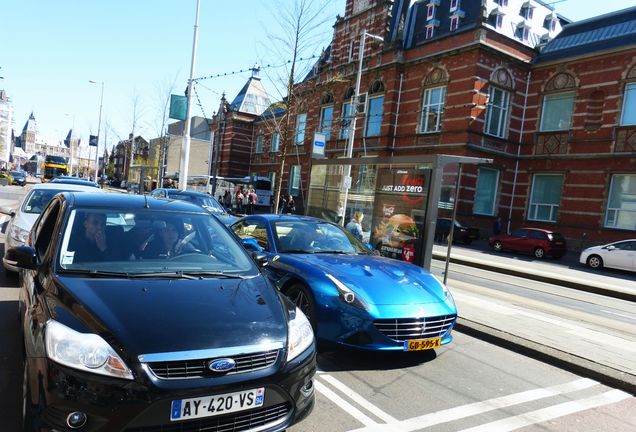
488,228,567,259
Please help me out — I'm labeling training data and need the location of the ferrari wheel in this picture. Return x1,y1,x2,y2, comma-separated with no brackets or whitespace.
286,284,317,333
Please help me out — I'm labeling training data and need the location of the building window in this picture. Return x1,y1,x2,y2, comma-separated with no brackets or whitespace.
515,26,530,41
520,5,533,20
488,13,503,28
289,165,301,196
494,0,508,5
255,135,263,153
473,168,499,216
271,132,280,152
268,171,276,190
528,174,564,222
484,86,510,138
295,113,307,145
605,174,636,230
419,86,446,133
319,105,334,140
450,16,459,31
540,92,575,131
426,26,434,39
620,83,636,126
450,0,459,12
427,4,435,20
348,40,355,63
365,96,384,137
339,101,354,140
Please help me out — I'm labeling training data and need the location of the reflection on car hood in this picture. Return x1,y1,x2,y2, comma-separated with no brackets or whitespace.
49,275,287,357
282,254,447,306
12,211,39,232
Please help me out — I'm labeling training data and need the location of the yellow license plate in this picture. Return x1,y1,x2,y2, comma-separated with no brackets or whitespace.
404,338,441,351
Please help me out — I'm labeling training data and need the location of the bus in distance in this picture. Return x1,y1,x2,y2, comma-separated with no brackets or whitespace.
42,155,69,182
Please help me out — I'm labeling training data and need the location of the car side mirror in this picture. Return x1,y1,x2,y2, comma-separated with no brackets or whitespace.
5,246,37,270
0,206,15,217
249,251,268,267
364,242,374,252
606,245,615,251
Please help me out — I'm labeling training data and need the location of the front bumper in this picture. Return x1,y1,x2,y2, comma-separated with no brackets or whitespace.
25,345,315,432
317,296,457,351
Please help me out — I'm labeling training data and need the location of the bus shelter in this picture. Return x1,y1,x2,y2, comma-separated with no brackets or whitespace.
306,154,492,271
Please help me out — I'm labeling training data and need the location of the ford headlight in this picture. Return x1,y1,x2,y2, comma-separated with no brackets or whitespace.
326,273,368,309
10,225,29,244
287,308,314,362
45,320,134,380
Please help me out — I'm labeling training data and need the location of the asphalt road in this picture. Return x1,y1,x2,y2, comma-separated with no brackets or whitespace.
0,185,634,431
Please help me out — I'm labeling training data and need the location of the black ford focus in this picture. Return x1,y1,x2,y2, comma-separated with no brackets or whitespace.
9,192,315,431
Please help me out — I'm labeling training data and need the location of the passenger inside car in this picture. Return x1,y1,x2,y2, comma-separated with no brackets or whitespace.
141,219,197,259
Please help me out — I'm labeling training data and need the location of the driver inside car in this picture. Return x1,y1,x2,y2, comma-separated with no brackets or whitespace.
141,219,197,259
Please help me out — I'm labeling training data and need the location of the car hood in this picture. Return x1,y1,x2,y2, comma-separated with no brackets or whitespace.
48,275,288,358
214,213,239,226
582,244,606,253
281,254,448,306
12,210,39,232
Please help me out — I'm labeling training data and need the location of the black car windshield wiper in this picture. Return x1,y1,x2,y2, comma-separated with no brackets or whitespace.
175,271,250,280
61,269,201,280
312,250,356,255
282,249,314,254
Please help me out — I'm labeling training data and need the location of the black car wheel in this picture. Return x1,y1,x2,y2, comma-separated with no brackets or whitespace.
493,240,503,252
534,247,545,259
286,284,317,333
587,255,603,269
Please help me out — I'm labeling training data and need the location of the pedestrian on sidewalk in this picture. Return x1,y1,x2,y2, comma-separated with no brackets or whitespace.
493,217,502,236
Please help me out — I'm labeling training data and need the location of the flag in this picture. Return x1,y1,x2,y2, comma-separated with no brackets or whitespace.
89,135,98,146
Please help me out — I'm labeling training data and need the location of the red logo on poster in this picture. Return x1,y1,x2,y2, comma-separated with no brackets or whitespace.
400,174,426,206
402,244,415,263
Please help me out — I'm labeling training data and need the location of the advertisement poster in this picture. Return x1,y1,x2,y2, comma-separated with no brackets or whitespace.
370,167,429,262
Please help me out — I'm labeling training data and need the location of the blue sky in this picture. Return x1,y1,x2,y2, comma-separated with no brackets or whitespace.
2,0,634,154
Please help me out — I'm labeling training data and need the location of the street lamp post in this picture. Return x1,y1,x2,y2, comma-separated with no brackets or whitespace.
340,30,383,226
89,80,104,183
179,0,201,191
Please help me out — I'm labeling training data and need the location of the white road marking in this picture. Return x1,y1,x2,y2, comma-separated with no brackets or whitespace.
455,389,632,432
314,380,379,427
347,378,598,432
453,291,636,353
319,374,400,425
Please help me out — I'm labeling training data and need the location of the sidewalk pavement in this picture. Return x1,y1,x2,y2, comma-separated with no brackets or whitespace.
432,241,636,395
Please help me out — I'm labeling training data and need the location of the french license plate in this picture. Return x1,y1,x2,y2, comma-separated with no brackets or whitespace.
170,387,265,422
404,338,441,351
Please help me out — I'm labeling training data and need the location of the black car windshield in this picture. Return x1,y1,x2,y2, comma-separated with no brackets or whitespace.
58,209,255,275
22,189,66,214
273,220,369,254
172,194,226,215
11,171,24,178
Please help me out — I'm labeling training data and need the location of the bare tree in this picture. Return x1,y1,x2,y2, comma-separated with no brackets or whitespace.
150,74,179,187
260,0,332,213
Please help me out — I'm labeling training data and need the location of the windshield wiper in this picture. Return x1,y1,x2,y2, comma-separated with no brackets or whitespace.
312,250,356,255
176,271,250,279
60,269,200,280
282,249,314,254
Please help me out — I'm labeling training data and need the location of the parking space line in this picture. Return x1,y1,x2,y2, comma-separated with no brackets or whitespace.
348,378,598,432
314,380,380,427
319,374,399,425
455,389,631,432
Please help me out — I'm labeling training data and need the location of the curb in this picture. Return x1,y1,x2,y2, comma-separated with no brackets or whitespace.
454,318,636,396
433,252,636,303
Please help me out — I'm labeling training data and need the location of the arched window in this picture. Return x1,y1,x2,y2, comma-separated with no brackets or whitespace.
365,81,385,137
540,72,577,131
420,68,448,133
620,65,636,126
319,93,335,140
484,68,514,138
340,87,355,140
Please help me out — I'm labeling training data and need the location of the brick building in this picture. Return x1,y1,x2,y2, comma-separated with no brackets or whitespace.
212,0,636,247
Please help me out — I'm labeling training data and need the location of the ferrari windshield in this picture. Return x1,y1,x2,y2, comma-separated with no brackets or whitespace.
273,220,369,254
58,208,255,274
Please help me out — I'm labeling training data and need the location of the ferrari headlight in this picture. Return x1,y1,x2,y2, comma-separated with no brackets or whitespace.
325,273,368,309
45,320,134,380
287,308,314,362
10,225,29,244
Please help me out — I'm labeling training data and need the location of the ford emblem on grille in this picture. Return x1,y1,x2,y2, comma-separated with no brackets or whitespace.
208,358,236,372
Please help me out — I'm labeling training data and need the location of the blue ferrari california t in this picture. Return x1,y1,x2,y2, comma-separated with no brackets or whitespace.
232,215,457,352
